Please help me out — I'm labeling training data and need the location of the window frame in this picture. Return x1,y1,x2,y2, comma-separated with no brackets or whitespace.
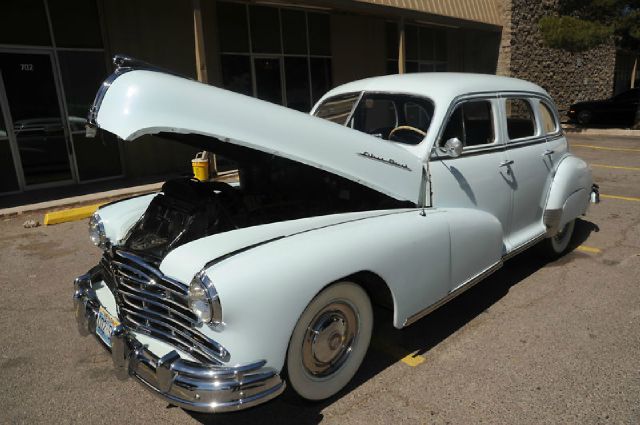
436,95,500,153
535,98,560,136
502,96,539,142
217,1,332,110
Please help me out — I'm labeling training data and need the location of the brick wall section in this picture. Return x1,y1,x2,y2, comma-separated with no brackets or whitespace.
497,0,616,114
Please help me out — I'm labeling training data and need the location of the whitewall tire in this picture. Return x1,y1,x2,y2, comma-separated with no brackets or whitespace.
542,219,576,258
285,281,373,401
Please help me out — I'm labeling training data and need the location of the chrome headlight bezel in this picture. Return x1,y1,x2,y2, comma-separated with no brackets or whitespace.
88,213,107,249
188,271,223,326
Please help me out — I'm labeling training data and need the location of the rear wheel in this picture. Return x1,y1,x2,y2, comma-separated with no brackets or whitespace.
285,281,373,401
540,219,575,259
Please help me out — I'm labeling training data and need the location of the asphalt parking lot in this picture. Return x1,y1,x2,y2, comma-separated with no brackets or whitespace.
1,133,638,424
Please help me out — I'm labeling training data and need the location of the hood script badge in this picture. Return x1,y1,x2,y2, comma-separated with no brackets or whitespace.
358,151,411,171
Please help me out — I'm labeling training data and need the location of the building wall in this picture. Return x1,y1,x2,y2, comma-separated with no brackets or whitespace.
101,0,199,178
497,0,616,113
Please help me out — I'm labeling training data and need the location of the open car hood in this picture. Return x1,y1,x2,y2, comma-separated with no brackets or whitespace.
89,63,424,204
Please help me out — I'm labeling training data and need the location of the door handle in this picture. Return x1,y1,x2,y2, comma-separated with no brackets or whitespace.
543,149,555,156
499,159,514,167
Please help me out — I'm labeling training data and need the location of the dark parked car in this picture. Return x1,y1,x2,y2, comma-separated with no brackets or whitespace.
568,88,639,127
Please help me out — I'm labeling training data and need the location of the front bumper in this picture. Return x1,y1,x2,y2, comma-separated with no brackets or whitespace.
73,272,285,413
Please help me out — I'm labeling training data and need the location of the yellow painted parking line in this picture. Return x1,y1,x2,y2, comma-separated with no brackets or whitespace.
600,194,640,202
591,164,640,172
43,203,104,225
572,144,640,153
371,338,426,367
400,353,426,367
576,245,601,254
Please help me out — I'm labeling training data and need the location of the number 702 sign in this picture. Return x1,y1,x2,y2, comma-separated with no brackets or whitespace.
20,64,34,71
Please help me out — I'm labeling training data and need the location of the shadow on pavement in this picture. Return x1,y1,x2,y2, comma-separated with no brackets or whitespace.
186,219,598,425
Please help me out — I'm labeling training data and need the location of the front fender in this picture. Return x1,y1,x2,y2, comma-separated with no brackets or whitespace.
544,155,592,234
199,207,502,371
97,193,156,244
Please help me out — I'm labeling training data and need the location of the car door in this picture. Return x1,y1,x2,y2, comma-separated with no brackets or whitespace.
610,89,640,125
429,96,512,289
500,96,550,249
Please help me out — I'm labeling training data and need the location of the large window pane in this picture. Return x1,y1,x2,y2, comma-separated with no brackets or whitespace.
221,55,252,96
249,6,280,54
58,51,121,180
217,2,249,53
281,9,307,55
434,29,447,61
285,57,310,112
254,57,282,104
419,27,434,61
405,25,418,60
310,58,331,104
308,13,330,56
0,0,51,46
48,0,103,48
385,22,398,60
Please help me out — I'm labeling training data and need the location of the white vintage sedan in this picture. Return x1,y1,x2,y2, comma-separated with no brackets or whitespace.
74,55,598,413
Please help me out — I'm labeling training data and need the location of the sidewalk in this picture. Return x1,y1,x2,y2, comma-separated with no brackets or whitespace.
0,171,241,219
562,124,640,137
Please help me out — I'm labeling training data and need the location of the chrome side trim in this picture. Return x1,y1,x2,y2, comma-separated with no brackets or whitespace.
403,260,503,327
502,232,547,261
73,272,285,413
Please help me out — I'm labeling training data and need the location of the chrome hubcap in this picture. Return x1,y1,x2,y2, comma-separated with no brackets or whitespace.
302,301,358,377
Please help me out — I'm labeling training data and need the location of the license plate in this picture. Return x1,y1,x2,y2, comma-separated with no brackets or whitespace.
96,306,120,348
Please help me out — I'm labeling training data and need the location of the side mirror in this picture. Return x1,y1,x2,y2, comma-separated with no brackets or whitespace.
443,137,463,158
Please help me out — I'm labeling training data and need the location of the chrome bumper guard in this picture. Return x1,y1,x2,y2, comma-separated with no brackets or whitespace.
73,271,285,413
591,184,600,204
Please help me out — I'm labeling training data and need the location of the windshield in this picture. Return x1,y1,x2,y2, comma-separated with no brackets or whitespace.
314,92,434,145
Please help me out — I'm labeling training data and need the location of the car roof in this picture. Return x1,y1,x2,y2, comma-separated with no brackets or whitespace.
319,72,549,104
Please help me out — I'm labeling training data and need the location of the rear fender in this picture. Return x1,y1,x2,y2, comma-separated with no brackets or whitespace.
543,155,592,234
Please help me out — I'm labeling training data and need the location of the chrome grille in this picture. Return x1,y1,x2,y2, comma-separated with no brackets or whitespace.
101,250,228,364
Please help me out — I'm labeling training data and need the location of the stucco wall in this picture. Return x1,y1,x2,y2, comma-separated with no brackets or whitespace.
497,0,616,113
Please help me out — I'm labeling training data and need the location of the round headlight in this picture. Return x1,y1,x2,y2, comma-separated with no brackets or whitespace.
88,213,107,248
188,271,222,325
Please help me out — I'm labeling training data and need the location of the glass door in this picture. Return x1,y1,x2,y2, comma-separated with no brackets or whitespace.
0,52,74,187
0,91,20,193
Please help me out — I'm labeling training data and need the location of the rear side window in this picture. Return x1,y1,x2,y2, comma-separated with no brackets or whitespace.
441,100,494,147
506,98,536,140
538,102,558,134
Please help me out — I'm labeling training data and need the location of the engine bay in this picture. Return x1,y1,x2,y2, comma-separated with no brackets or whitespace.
123,149,413,260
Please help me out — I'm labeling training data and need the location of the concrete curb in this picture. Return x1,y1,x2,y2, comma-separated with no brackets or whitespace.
562,125,640,137
0,182,163,219
43,203,105,225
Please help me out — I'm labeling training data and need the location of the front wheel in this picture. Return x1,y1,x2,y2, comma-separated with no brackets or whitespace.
540,219,576,259
285,281,373,401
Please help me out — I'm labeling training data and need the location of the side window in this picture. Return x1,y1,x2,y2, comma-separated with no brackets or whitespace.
441,100,494,148
506,98,536,140
538,102,558,134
